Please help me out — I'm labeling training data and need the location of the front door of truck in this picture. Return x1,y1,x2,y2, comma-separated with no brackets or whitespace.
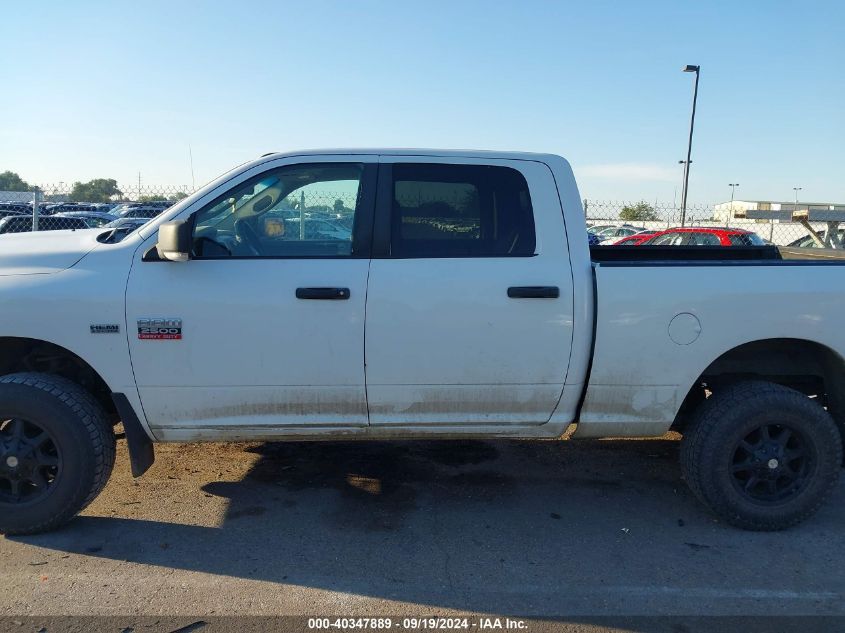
125,158,376,436
364,158,575,425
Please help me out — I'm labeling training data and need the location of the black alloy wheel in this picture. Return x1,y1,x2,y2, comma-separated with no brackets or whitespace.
729,423,815,505
0,418,61,504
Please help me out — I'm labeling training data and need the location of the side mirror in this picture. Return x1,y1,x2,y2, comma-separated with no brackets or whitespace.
156,220,191,262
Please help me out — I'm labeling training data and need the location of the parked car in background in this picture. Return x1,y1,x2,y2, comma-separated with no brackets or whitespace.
642,227,765,246
103,217,150,231
31,202,55,215
587,233,602,246
0,202,54,214
53,211,118,228
0,203,31,214
787,229,845,249
612,231,657,245
0,215,90,234
98,217,151,241
109,203,135,216
111,201,172,216
586,224,615,235
45,203,107,214
0,210,31,221
274,217,353,241
116,206,167,220
595,224,648,242
90,203,118,213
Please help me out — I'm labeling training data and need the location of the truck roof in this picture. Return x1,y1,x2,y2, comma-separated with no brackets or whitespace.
259,148,565,163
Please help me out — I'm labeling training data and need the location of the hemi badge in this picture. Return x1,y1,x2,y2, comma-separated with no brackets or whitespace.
90,324,120,334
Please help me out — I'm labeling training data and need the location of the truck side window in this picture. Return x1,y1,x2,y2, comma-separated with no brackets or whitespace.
390,163,536,258
191,163,364,258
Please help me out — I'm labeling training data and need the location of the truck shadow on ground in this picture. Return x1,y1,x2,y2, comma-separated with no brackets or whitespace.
12,438,845,616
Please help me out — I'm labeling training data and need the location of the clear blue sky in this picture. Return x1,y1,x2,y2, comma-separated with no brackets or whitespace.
2,0,842,203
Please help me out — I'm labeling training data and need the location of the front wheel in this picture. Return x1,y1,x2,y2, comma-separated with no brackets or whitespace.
680,380,842,531
0,373,115,535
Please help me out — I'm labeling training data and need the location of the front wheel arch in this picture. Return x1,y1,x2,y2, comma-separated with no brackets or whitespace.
0,337,118,424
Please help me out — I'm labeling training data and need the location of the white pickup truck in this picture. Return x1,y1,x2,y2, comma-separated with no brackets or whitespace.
0,149,842,535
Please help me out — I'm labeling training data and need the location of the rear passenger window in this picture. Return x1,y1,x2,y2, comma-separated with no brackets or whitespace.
390,163,535,257
729,233,764,246
648,233,683,246
686,232,721,245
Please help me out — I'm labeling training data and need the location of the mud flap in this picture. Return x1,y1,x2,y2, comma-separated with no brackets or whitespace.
111,393,155,477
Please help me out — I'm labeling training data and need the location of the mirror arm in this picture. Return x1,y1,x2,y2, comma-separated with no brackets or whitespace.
142,245,164,262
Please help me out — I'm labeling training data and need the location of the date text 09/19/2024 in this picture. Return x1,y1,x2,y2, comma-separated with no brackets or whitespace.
307,618,528,630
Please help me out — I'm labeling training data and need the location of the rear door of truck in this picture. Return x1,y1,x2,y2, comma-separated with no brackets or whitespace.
364,156,576,426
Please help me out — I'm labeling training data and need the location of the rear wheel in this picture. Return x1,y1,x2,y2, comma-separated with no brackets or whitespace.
680,380,842,531
0,373,115,535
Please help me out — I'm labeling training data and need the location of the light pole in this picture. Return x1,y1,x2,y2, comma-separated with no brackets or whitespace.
677,160,691,225
726,183,739,226
680,64,701,227
791,186,803,245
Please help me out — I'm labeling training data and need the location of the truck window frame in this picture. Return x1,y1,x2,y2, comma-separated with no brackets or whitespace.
187,162,378,260
371,162,538,259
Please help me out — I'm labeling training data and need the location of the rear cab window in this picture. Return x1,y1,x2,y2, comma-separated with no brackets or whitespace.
388,163,536,258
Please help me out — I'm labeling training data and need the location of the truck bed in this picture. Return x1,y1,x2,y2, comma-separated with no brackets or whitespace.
590,245,845,264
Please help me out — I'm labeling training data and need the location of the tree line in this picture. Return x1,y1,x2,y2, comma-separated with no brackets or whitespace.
0,171,188,203
618,202,659,222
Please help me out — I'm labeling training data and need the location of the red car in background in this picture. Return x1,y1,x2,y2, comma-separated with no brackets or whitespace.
613,231,657,245
641,227,765,246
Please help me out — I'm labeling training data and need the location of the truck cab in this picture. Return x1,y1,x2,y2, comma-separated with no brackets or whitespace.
127,151,588,438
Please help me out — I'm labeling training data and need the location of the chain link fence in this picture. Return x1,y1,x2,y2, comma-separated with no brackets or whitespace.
583,199,845,248
0,184,365,235
0,184,195,233
0,184,840,250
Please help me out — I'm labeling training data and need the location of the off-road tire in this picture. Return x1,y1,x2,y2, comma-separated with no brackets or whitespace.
681,380,842,531
0,372,116,535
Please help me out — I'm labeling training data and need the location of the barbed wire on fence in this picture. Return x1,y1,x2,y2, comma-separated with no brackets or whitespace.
0,185,835,248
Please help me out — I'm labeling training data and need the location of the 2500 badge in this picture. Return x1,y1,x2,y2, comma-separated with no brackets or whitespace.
138,318,183,340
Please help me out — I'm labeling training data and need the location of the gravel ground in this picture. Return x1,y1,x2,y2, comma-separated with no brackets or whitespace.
1,432,844,624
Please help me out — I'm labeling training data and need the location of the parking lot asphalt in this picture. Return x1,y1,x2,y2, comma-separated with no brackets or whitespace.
1,432,844,622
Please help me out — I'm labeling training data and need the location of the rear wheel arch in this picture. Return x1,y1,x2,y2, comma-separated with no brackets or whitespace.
675,337,845,441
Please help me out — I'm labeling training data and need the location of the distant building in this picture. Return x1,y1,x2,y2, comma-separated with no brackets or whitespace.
714,200,845,223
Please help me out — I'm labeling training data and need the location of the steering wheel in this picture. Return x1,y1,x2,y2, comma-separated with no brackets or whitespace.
234,219,263,256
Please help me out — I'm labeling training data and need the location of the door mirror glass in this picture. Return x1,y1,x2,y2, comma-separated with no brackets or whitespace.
156,220,191,261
